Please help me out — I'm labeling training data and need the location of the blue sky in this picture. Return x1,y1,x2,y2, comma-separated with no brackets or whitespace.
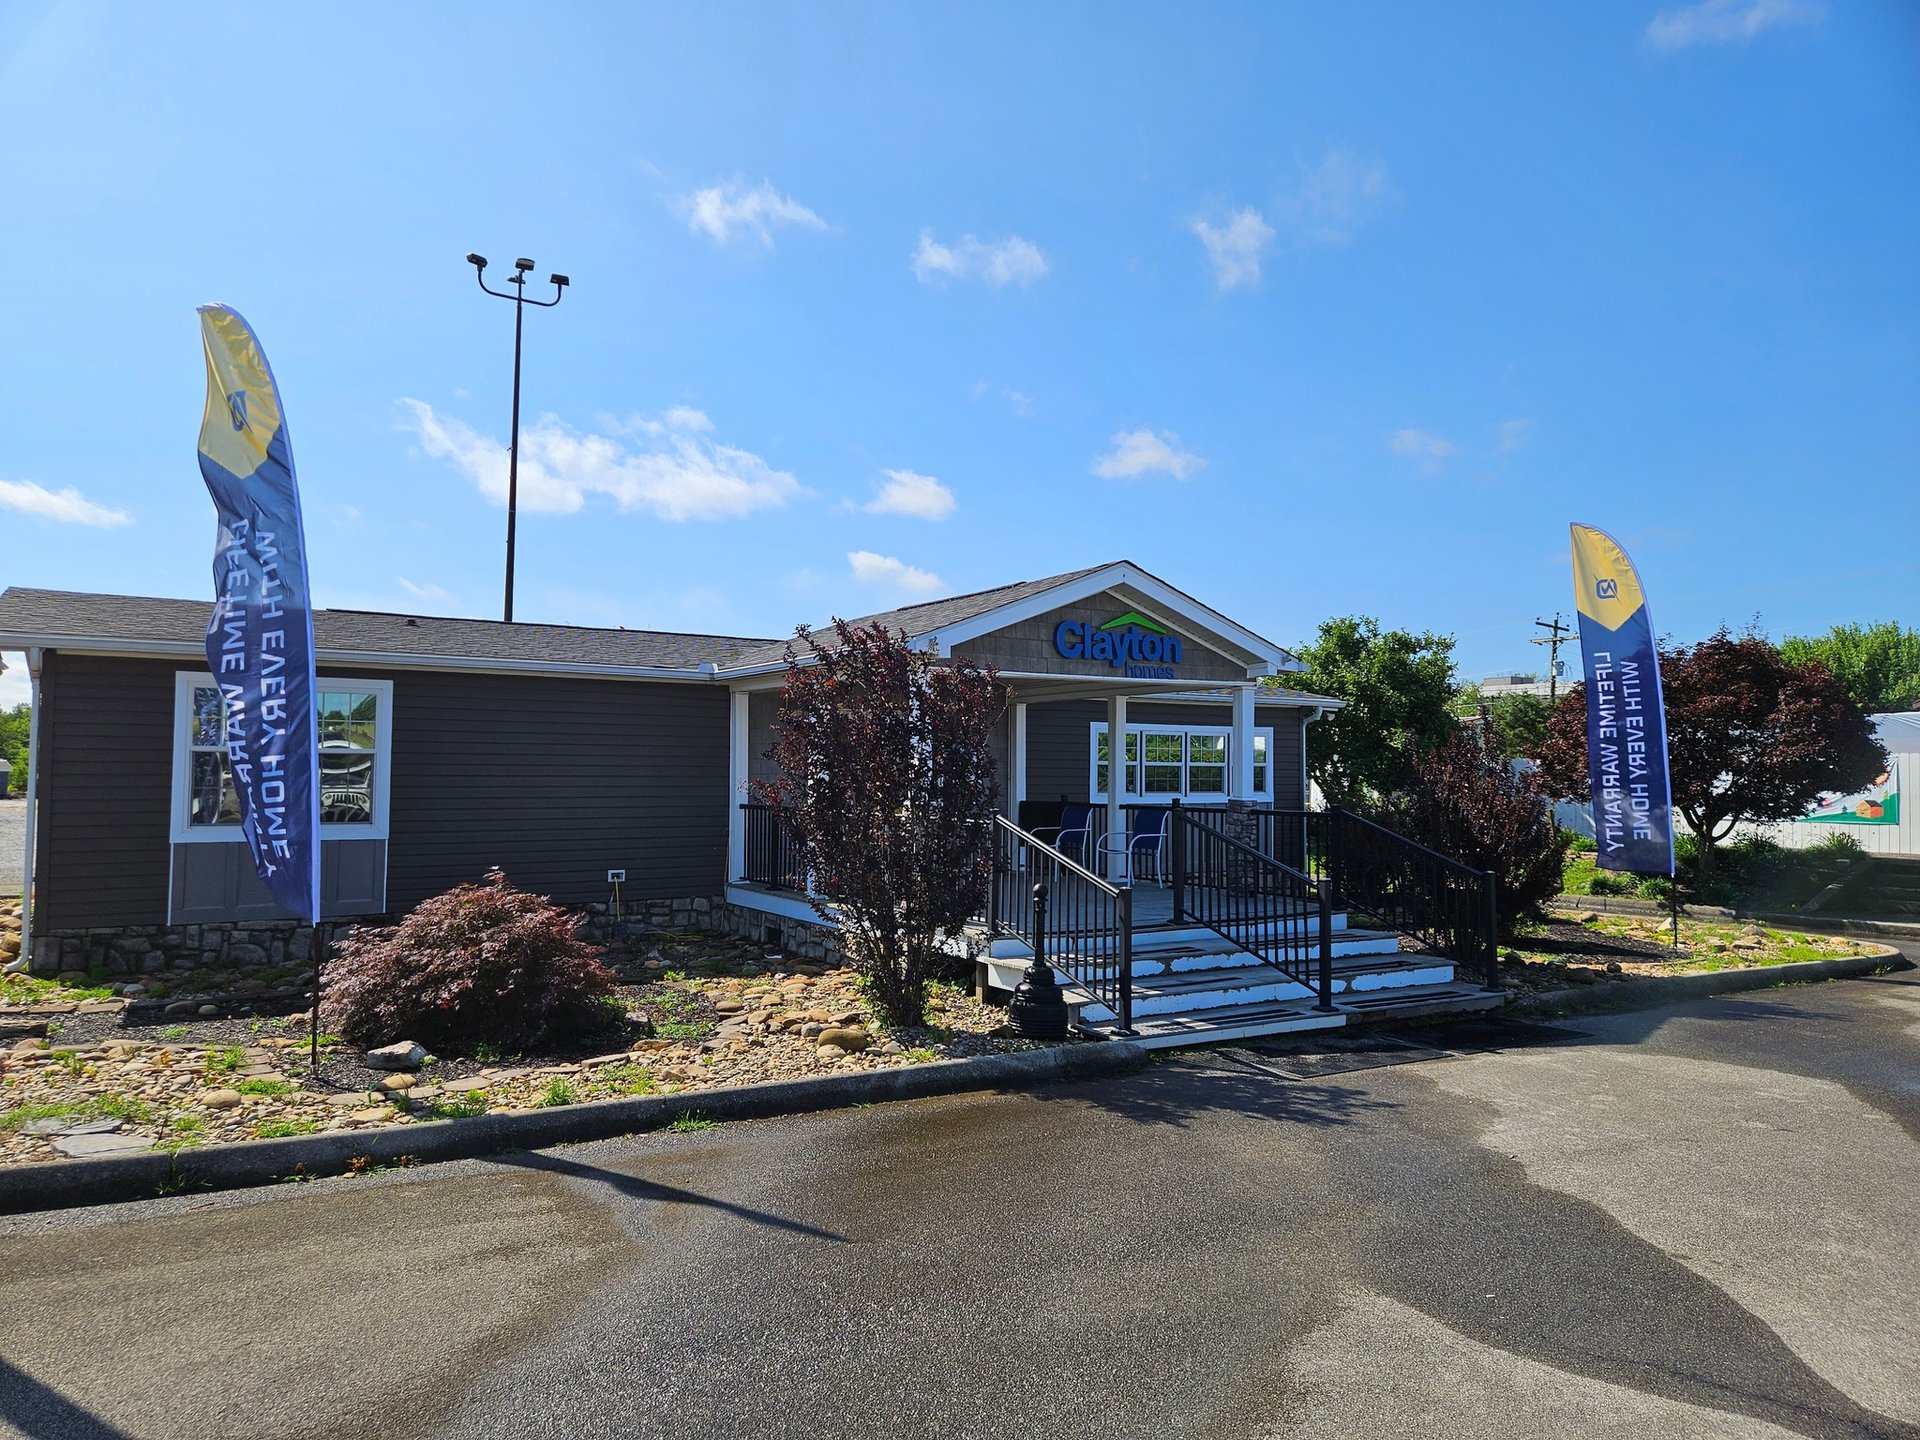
1,0,1916,709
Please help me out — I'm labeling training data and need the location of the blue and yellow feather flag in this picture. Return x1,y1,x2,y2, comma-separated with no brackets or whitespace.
196,305,322,922
1570,524,1674,875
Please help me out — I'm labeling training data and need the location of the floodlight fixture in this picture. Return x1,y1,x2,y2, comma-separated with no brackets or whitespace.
464,248,571,622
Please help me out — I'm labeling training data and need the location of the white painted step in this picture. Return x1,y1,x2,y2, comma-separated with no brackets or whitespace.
983,928,1405,993
1094,980,1506,1050
1075,954,1459,1024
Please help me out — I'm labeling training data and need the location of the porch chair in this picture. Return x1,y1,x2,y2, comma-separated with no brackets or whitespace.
1126,805,1170,883
1054,804,1094,865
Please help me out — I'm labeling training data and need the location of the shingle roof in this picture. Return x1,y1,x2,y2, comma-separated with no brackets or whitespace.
723,563,1112,670
0,588,776,672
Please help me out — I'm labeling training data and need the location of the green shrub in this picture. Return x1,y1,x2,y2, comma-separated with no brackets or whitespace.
319,870,617,1055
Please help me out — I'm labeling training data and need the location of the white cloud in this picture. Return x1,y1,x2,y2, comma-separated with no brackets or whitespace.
848,550,943,595
1189,207,1277,290
1003,389,1034,418
1388,429,1458,470
0,661,29,709
1091,428,1206,482
1497,419,1535,453
1646,0,1822,49
398,399,806,522
0,477,132,528
677,179,828,246
856,469,956,521
912,230,1048,287
398,578,453,601
1274,148,1392,247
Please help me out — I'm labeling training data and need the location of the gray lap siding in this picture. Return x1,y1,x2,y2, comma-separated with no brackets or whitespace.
31,653,729,930
1022,698,1307,809
383,672,727,910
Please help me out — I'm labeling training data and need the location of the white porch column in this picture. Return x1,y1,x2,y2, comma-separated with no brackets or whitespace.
1106,693,1128,882
1009,702,1028,822
726,689,750,883
1230,685,1257,800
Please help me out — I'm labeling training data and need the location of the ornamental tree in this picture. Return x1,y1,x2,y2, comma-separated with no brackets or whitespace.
1284,616,1460,805
1538,628,1886,872
1389,730,1569,935
753,620,1003,1028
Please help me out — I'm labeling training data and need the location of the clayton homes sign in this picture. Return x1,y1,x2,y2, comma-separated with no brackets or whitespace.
1054,611,1184,680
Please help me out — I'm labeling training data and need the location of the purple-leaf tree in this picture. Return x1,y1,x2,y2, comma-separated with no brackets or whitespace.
754,620,1003,1028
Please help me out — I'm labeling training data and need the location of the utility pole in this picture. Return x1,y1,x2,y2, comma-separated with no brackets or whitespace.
1531,612,1572,704
466,253,569,622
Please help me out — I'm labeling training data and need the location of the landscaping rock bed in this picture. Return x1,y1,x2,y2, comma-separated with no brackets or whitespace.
1,927,1068,1167
1493,909,1887,1002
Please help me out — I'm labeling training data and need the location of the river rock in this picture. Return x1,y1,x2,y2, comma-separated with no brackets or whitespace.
365,1041,427,1071
817,1026,871,1053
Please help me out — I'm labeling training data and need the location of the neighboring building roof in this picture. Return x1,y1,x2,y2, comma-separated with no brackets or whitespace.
0,588,775,675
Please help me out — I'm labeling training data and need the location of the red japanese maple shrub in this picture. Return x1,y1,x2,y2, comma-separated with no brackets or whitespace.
320,869,617,1053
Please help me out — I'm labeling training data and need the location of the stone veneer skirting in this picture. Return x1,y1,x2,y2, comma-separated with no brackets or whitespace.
28,895,849,987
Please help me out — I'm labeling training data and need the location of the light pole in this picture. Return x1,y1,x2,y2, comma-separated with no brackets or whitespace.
466,253,568,622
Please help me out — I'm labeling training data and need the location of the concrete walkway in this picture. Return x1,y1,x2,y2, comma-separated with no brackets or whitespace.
0,958,1915,1439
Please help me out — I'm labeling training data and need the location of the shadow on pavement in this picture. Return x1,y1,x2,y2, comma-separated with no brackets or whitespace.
0,1357,134,1440
1046,1052,1400,1130
493,1150,850,1243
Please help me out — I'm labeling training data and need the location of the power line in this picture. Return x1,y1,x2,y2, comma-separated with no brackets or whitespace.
1530,613,1573,705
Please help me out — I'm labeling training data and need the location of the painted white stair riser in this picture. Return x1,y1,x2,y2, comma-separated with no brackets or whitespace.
985,930,1398,974
982,942,1430,995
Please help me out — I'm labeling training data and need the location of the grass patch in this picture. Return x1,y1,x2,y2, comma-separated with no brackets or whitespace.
426,1094,488,1120
2,1093,155,1132
204,1045,246,1075
591,1063,659,1097
255,1117,321,1139
159,1025,190,1041
48,1048,86,1076
235,1077,296,1097
0,973,116,1005
652,1020,709,1041
471,1041,508,1064
666,1112,716,1133
538,1078,581,1108
902,1046,941,1065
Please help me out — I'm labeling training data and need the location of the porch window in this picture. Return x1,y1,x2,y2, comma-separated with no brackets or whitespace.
1093,729,1140,798
170,672,395,843
1088,723,1274,804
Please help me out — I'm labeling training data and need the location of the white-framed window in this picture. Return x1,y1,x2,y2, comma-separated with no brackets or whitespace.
171,672,395,843
1088,723,1274,804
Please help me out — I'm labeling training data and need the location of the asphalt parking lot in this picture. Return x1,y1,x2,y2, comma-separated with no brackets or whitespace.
0,960,1915,1440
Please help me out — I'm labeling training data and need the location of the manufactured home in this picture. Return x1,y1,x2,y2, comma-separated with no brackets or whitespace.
0,560,1501,1043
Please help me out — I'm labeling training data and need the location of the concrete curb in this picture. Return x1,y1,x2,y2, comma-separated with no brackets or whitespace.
0,1039,1147,1216
1506,949,1912,1020
1553,894,1920,942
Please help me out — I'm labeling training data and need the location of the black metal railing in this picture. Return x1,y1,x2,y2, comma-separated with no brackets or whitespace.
988,815,1132,1033
1168,803,1336,1010
1237,807,1500,989
739,802,805,892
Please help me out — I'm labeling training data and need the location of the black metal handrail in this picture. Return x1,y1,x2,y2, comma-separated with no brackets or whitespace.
1169,802,1336,1010
1244,807,1500,989
988,815,1132,1033
739,802,805,892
